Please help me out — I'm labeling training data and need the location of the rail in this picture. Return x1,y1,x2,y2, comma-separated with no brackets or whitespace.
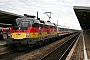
41,33,80,60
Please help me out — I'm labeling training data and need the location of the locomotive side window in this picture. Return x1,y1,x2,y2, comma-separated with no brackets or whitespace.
45,25,47,28
32,23,39,28
50,26,53,28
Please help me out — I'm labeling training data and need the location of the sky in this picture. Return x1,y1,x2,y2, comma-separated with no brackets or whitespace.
0,0,90,30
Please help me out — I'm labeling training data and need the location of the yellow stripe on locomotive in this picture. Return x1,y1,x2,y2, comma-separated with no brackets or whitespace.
12,33,27,39
11,32,40,39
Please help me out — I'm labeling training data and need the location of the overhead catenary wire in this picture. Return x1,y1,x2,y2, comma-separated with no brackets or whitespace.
25,0,73,19
61,0,77,29
61,0,76,20
61,0,73,17
62,0,75,20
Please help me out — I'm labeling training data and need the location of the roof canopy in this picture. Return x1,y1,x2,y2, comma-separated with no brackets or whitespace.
73,6,90,30
0,10,24,27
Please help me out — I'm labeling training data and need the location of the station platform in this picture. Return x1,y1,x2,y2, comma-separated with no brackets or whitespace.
66,32,90,60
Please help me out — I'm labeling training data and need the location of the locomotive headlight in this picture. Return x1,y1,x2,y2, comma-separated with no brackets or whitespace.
26,33,30,38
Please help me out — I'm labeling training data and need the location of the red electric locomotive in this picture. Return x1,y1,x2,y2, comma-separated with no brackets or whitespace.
7,17,57,47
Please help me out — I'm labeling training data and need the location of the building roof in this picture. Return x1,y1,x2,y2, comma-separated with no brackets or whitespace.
0,10,24,27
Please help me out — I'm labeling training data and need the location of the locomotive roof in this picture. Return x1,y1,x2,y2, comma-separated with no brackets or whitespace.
16,17,36,20
16,18,57,26
16,18,46,25
16,17,41,24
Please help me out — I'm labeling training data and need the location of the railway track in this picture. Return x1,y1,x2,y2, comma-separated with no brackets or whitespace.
0,49,31,60
0,45,38,60
0,33,78,60
41,33,80,60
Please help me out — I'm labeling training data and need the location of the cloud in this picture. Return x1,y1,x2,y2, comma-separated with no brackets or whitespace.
0,0,8,2
0,0,87,30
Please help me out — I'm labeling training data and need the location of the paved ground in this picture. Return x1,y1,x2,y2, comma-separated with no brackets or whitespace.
67,33,83,60
67,32,90,60
0,40,6,46
0,40,7,53
84,33,90,59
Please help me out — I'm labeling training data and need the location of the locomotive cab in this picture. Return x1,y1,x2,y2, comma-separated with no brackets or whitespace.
7,18,39,46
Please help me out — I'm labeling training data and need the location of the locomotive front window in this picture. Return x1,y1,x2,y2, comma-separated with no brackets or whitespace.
18,22,30,27
12,18,33,30
16,19,32,27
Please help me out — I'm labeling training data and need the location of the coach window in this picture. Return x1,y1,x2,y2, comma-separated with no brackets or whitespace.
66,29,68,31
64,28,66,31
64,28,65,31
61,28,64,31
58,28,60,31
65,28,67,31
61,28,63,31
65,29,66,31
59,28,60,31
59,28,61,31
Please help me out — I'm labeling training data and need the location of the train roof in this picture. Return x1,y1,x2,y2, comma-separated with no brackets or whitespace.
16,17,35,20
57,25,70,29
44,21,55,26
